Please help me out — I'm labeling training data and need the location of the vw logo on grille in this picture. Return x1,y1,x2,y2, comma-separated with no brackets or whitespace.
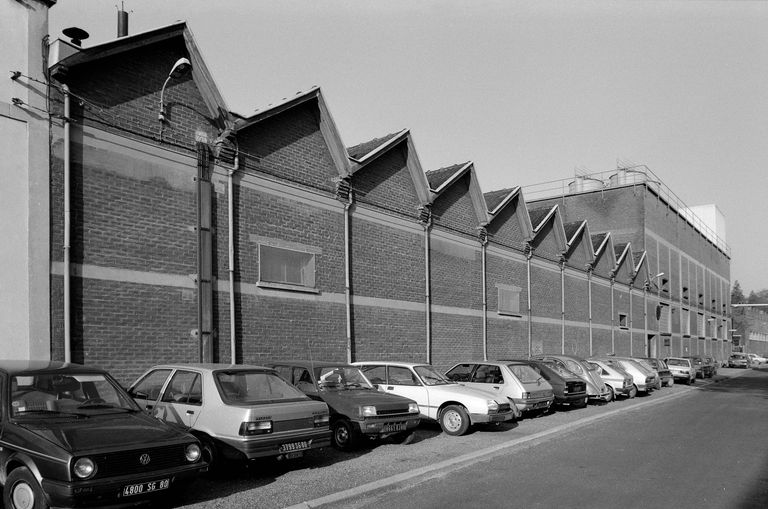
139,453,151,466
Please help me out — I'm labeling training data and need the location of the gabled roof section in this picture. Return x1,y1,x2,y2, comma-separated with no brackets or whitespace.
236,86,352,178
427,162,490,225
347,130,406,162
426,163,470,192
484,187,534,243
528,204,567,253
346,129,431,206
591,232,610,255
613,242,637,282
633,251,648,276
51,21,232,130
563,220,595,263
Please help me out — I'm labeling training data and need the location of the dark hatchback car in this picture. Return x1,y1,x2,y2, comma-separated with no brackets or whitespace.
508,359,588,408
684,355,713,378
267,361,420,450
0,361,205,509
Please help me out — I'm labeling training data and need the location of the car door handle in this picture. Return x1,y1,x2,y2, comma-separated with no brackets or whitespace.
186,410,195,415
387,386,394,390
146,404,154,410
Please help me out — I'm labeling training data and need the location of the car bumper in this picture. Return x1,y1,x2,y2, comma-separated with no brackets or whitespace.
355,416,421,437
469,409,516,424
41,463,204,508
555,393,588,405
220,428,332,460
588,390,612,402
514,398,553,412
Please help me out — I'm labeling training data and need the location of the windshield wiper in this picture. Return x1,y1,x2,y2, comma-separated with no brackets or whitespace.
14,409,86,418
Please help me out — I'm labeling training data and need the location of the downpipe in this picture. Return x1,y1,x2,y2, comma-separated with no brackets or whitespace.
344,195,353,364
63,84,71,363
228,154,238,363
424,219,432,364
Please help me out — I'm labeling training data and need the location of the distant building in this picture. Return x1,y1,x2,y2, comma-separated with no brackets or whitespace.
731,304,768,357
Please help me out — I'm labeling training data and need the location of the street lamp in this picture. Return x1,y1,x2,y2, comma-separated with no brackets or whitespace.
158,57,192,137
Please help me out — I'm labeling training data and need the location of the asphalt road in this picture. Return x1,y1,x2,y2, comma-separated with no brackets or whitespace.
171,367,767,509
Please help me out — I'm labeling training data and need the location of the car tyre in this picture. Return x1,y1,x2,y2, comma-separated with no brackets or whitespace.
3,467,47,509
332,419,358,450
628,385,638,398
605,386,614,402
439,405,470,436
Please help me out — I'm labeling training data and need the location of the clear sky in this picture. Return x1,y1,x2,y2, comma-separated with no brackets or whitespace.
48,0,768,292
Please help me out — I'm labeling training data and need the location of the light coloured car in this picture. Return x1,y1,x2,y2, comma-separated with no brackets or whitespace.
354,361,518,436
633,357,663,389
728,352,750,368
594,357,655,394
747,353,767,365
128,364,331,468
587,359,635,399
664,357,696,384
531,354,612,403
444,361,554,414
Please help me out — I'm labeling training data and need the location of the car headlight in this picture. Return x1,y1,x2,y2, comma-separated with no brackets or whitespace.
239,420,273,435
73,457,96,479
361,405,377,417
408,403,419,414
313,413,330,427
487,400,499,412
185,444,201,463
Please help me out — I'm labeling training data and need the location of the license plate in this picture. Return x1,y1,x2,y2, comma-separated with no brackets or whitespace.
490,413,507,422
284,451,304,459
382,422,407,433
279,440,310,453
122,479,169,497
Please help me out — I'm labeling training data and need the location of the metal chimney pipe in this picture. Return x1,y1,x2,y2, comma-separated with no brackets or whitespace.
117,8,129,37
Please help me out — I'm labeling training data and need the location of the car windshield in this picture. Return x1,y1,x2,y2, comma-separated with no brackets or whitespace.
414,365,452,386
666,359,689,367
635,359,653,370
314,367,373,391
216,370,309,402
507,364,543,383
11,372,138,417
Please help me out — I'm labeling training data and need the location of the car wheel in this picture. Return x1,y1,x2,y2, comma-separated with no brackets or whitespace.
332,419,358,450
439,405,470,436
628,385,638,398
3,467,47,509
605,386,614,402
667,378,674,387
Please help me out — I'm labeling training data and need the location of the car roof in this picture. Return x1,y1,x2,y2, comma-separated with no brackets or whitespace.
269,360,357,369
147,363,274,373
0,360,106,376
352,361,427,368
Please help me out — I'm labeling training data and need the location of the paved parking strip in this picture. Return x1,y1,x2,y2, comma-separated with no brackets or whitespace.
286,370,751,509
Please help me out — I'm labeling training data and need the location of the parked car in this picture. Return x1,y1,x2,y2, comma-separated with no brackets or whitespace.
1,360,206,509
444,361,554,415
531,354,612,402
128,364,331,466
632,357,663,389
746,353,767,365
587,359,635,399
267,361,420,449
664,357,696,384
354,361,517,436
593,357,655,394
703,356,718,376
728,352,751,368
641,357,674,387
508,359,588,408
684,355,712,378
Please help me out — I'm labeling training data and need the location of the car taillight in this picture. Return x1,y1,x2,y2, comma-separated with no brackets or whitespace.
313,413,330,428
239,420,273,435
521,392,530,399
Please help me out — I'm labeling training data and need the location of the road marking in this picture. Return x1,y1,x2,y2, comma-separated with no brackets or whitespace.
286,372,750,509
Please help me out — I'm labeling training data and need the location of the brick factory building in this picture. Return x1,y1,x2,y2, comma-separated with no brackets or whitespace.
2,4,733,384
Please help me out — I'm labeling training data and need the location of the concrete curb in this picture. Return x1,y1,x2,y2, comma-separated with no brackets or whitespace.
286,373,746,509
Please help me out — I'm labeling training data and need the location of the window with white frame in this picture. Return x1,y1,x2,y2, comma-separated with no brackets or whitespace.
497,284,522,316
259,245,316,289
681,308,691,337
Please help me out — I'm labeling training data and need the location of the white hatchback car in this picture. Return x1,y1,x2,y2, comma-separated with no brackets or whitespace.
354,361,518,436
444,361,554,414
